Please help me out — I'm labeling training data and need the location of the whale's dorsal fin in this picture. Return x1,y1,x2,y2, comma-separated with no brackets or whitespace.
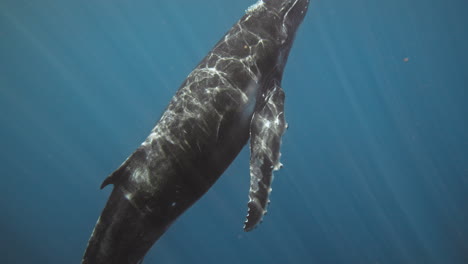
100,148,146,189
100,165,128,189
244,83,287,231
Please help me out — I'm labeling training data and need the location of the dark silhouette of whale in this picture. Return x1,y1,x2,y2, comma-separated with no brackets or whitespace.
82,0,309,263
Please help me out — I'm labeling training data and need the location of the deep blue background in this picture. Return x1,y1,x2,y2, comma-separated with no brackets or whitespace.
1,0,467,263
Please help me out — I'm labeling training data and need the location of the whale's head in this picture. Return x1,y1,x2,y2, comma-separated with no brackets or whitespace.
247,0,309,41
266,0,309,34
245,0,309,78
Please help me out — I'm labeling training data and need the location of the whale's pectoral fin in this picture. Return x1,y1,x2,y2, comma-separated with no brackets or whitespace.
244,83,287,232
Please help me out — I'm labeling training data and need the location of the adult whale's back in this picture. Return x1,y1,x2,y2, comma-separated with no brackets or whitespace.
82,1,309,263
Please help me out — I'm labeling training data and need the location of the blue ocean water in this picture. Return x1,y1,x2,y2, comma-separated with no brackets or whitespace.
1,0,467,263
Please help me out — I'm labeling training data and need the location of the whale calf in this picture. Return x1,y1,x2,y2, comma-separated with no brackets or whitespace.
82,0,309,263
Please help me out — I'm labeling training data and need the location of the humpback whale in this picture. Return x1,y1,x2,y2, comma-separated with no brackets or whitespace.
82,0,309,263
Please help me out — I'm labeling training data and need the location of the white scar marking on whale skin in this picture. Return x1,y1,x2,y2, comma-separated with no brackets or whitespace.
132,167,150,185
124,192,133,201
